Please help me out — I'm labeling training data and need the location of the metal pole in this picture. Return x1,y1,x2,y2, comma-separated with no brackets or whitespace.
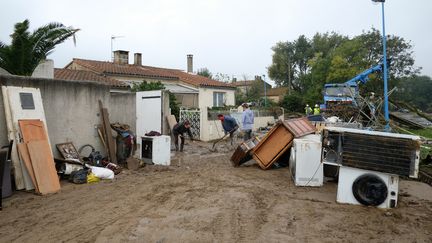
381,2,390,131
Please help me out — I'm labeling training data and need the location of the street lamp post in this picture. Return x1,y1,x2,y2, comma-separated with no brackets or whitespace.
372,0,390,131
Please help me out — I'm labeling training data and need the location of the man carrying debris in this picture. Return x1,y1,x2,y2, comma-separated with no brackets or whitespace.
217,114,239,145
173,120,193,152
241,103,254,141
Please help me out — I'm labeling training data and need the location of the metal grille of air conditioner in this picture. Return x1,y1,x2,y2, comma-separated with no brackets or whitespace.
341,132,418,177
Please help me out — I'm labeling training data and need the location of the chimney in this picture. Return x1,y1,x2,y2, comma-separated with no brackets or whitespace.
187,54,193,73
134,53,142,66
113,50,129,64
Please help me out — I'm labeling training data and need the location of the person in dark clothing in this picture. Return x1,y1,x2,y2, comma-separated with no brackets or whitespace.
217,114,239,145
173,120,193,152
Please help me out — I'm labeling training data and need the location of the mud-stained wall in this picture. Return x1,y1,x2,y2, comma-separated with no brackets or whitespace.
0,74,136,158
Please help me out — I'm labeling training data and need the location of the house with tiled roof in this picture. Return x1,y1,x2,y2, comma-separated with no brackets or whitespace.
232,76,271,96
61,51,235,108
263,87,289,103
54,68,128,90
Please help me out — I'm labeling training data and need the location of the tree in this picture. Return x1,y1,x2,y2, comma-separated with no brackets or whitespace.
197,67,213,79
268,29,420,108
0,19,79,75
393,75,432,112
131,81,180,120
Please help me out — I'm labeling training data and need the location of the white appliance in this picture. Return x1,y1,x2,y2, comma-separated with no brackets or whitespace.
140,135,171,166
337,166,399,209
289,134,323,187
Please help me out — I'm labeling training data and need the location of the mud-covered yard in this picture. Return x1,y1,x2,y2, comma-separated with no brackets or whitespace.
1,141,432,242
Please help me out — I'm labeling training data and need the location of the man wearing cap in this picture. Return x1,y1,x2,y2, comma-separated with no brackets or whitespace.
172,120,193,152
241,103,254,141
217,114,239,145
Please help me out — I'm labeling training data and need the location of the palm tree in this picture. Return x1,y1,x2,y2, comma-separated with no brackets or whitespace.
0,19,79,75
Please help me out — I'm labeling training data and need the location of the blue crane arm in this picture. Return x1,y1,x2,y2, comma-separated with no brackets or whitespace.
344,64,383,86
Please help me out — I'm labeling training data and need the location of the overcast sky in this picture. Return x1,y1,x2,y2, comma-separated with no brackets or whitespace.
1,0,431,84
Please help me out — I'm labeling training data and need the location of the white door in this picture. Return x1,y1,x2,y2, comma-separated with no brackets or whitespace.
136,90,162,137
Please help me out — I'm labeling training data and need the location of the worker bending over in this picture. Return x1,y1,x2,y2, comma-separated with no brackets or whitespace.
172,120,193,152
217,114,239,145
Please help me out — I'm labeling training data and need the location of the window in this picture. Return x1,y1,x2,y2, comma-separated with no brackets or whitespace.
213,92,225,107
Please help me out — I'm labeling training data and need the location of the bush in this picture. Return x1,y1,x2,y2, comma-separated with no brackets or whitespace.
280,93,304,113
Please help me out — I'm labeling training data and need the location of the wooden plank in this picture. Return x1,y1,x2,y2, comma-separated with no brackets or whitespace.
166,115,177,132
17,143,39,193
27,140,60,195
99,100,117,164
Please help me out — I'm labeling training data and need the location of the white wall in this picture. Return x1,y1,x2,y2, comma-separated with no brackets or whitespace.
32,59,54,79
198,87,235,109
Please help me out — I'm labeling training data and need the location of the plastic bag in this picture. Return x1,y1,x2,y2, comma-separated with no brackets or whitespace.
69,168,88,184
87,173,100,183
86,165,114,180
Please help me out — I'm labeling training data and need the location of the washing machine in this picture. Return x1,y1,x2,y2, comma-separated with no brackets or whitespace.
289,134,323,187
337,166,399,208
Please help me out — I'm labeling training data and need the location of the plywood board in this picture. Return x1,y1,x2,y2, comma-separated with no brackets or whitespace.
19,120,48,143
166,115,177,132
17,143,39,193
27,140,60,195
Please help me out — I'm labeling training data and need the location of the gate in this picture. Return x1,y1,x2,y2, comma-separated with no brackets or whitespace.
179,108,201,139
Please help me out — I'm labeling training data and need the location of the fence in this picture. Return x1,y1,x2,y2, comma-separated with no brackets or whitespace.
179,107,201,138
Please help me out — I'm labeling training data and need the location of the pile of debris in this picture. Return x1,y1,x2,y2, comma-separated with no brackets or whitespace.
231,117,422,209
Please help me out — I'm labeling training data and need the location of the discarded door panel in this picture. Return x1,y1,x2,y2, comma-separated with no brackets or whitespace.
322,127,421,178
252,121,294,170
284,117,316,138
230,136,260,167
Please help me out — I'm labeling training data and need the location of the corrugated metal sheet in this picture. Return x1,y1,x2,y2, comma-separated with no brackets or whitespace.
283,117,316,138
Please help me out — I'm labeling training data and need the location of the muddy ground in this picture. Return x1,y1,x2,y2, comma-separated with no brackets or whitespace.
1,141,432,243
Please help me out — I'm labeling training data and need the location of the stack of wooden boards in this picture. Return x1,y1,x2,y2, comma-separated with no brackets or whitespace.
17,120,60,194
2,86,60,194
231,117,316,169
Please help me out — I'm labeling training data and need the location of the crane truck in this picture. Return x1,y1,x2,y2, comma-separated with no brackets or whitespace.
321,63,383,112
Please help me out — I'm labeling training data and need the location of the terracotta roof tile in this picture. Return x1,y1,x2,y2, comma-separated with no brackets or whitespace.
265,87,288,96
232,80,255,87
54,68,128,87
70,58,234,89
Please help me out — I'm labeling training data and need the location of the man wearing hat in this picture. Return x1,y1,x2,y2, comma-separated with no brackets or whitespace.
241,103,254,141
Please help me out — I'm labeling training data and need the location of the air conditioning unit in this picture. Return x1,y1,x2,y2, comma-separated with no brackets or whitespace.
289,134,323,187
140,135,171,166
322,127,420,178
337,166,399,208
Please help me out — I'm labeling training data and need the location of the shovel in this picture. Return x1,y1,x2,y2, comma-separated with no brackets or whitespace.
210,128,236,152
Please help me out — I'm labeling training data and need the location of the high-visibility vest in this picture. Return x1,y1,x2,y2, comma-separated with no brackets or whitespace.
313,107,320,115
305,107,312,115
